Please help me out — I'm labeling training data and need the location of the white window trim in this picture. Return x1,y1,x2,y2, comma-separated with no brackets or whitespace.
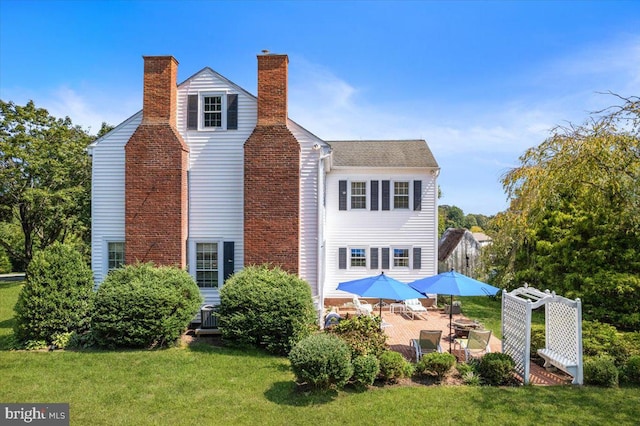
392,180,411,210
198,91,228,131
102,237,125,278
349,180,368,210
391,246,411,269
349,246,368,269
188,239,224,289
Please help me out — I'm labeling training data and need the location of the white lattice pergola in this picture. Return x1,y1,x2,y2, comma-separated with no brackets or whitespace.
502,285,583,385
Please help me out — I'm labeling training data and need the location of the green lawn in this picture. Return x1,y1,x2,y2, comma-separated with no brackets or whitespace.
1,281,639,425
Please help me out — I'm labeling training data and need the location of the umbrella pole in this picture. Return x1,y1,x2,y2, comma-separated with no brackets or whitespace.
449,294,453,353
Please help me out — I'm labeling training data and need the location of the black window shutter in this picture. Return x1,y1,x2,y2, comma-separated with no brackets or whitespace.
339,247,347,269
187,94,198,130
381,248,390,269
413,180,422,211
339,180,347,211
227,94,238,130
370,180,379,211
413,247,422,269
223,242,235,281
370,248,379,269
381,180,390,210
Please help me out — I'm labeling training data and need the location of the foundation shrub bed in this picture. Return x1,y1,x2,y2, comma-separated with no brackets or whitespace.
218,265,316,355
13,242,93,347
92,263,202,348
289,333,353,390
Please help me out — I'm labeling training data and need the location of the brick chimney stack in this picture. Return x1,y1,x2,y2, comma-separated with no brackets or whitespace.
124,56,189,268
244,53,301,274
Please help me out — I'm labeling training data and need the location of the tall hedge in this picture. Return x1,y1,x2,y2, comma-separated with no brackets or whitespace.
218,265,317,355
13,242,94,345
92,264,202,348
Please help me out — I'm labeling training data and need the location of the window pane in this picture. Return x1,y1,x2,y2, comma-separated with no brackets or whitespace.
351,181,367,209
350,248,366,267
196,243,218,288
393,248,409,267
203,96,222,127
394,181,409,209
108,242,125,271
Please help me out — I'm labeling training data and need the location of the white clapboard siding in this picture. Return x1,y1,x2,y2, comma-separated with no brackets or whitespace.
288,120,324,297
89,112,141,284
324,168,438,298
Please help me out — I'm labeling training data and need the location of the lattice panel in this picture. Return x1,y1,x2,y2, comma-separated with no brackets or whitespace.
502,294,529,380
547,300,579,364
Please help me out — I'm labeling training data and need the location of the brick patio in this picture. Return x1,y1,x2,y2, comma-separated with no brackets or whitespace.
330,302,572,385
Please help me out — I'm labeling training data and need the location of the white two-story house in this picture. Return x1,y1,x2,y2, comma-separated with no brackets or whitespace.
88,52,440,313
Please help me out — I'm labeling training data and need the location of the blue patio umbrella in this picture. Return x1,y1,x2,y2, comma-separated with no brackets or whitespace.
408,269,500,352
338,272,425,317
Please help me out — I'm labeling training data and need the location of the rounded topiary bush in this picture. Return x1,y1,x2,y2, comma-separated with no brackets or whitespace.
351,354,380,388
622,355,640,385
92,263,202,348
289,333,353,389
378,350,413,383
415,352,456,381
476,352,516,386
14,242,94,346
584,355,619,387
218,265,316,355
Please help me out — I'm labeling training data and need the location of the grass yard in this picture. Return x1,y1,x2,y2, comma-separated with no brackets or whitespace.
1,281,639,425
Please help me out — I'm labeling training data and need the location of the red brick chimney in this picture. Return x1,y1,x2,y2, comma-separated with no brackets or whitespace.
244,53,300,273
124,56,189,268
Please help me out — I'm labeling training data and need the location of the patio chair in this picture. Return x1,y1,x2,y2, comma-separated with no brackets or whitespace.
353,297,373,316
411,329,443,361
404,298,428,320
453,329,492,361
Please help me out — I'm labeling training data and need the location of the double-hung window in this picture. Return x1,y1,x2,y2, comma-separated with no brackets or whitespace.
196,242,219,288
394,181,410,209
107,242,125,271
350,181,367,209
393,248,410,268
203,95,222,128
350,248,367,268
187,93,238,131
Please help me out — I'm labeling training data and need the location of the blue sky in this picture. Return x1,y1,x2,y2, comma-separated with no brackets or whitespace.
1,1,639,215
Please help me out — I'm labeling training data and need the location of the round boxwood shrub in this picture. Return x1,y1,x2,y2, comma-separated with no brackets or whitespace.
622,355,640,385
14,242,93,346
92,263,202,348
415,352,456,382
476,352,516,386
330,315,387,359
584,355,619,387
289,333,353,389
218,265,316,355
378,350,413,383
351,354,380,388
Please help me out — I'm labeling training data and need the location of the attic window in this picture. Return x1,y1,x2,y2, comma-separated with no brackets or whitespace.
187,93,238,131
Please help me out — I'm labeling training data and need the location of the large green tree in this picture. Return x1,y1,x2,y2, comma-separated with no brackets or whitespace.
0,100,92,270
485,95,640,330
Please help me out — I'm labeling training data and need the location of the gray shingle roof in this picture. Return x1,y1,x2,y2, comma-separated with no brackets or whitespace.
327,140,439,168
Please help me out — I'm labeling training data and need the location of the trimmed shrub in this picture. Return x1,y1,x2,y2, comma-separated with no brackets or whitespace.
218,265,316,355
351,355,380,388
529,324,546,359
92,263,202,348
621,355,640,385
583,320,630,366
415,352,456,382
330,314,387,359
584,355,619,387
13,242,93,346
378,350,412,383
289,333,353,389
476,352,516,386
